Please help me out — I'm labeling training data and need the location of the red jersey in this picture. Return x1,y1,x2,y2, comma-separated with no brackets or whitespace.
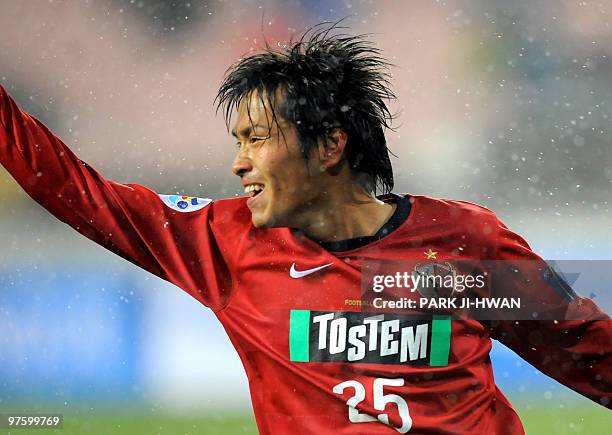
1,86,610,434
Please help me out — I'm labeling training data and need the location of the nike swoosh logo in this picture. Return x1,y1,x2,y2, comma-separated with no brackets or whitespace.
290,262,334,278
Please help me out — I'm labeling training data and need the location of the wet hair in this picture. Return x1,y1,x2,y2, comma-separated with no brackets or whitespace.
215,22,396,194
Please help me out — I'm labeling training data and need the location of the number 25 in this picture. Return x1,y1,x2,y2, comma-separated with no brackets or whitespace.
332,377,412,433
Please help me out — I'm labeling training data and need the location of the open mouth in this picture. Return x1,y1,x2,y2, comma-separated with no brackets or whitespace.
244,183,265,198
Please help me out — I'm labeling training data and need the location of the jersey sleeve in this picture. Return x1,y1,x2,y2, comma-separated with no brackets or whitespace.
0,85,234,311
488,218,611,408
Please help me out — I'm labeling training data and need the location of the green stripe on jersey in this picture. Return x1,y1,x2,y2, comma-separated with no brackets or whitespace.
289,310,311,362
430,314,451,366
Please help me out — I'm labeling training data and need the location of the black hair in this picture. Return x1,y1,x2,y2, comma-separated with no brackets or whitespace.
215,22,396,194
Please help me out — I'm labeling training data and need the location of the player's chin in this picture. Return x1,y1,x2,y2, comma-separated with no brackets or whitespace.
250,211,278,228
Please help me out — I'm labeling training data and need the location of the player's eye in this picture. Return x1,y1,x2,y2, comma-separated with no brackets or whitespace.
236,136,269,149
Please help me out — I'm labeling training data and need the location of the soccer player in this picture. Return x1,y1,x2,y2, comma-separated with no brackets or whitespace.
1,25,610,434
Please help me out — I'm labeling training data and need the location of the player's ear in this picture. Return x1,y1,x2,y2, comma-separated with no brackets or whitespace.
318,128,347,171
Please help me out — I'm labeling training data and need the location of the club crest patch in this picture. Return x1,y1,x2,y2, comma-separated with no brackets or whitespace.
159,194,212,212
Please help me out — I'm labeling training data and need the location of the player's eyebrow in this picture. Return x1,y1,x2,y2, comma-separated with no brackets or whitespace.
231,125,269,138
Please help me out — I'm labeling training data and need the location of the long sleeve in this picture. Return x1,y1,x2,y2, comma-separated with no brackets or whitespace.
488,219,611,408
0,85,234,310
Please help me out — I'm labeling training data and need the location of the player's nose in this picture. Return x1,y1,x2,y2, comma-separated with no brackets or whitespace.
232,150,253,178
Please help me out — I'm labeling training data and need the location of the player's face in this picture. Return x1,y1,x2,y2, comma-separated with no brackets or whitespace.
231,91,322,228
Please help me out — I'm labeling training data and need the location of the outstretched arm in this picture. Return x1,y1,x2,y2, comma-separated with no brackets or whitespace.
0,85,233,310
488,221,611,408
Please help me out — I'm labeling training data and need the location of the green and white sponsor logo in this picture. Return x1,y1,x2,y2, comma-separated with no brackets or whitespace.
289,310,451,366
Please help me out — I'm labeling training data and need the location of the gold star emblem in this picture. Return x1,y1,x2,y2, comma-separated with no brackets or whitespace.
424,248,437,259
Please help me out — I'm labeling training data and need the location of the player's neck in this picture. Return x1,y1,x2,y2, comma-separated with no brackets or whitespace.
295,184,396,243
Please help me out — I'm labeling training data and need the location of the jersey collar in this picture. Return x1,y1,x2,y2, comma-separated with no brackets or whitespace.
314,193,411,252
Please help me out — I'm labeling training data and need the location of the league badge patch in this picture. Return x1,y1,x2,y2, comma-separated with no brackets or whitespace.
159,194,212,212
541,262,578,302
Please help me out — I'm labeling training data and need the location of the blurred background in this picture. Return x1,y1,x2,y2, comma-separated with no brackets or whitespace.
0,0,610,433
